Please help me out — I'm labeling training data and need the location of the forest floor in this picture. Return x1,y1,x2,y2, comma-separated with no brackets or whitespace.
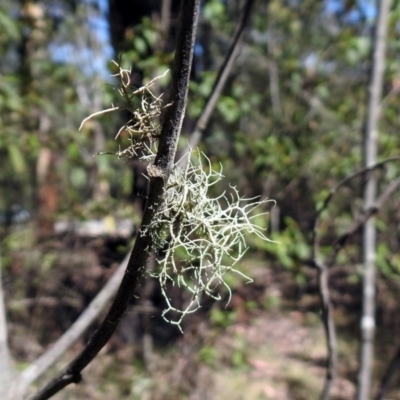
27,257,400,400
6,231,400,400
38,308,357,400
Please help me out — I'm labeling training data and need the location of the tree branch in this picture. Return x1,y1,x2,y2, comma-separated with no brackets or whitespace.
317,263,337,400
308,163,400,400
179,0,255,167
325,176,400,269
311,155,400,250
0,249,16,400
26,1,200,399
375,344,400,400
17,254,129,396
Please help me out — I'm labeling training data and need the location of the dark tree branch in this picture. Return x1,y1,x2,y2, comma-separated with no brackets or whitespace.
317,263,337,400
326,176,400,269
179,0,255,167
311,156,400,253
18,254,129,396
308,160,400,400
375,344,400,400
26,1,200,399
308,175,400,272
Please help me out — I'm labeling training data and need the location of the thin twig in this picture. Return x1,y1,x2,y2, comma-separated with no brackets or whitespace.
18,254,128,396
313,156,400,228
178,0,255,167
27,1,200,399
325,176,400,268
311,156,400,261
310,170,400,400
375,344,400,400
317,263,337,400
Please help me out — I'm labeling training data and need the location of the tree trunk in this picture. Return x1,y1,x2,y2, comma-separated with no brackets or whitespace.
357,1,391,399
0,250,17,400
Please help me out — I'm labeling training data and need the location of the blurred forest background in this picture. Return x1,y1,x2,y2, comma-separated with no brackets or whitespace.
1,0,400,399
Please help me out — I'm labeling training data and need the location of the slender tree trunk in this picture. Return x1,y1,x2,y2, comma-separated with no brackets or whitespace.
0,250,17,400
357,1,391,399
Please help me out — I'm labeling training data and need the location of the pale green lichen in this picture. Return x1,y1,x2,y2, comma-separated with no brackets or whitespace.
142,149,275,330
81,64,275,331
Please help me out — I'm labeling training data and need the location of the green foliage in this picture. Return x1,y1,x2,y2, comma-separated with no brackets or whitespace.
255,217,309,269
2,1,400,398
118,17,173,71
376,242,400,280
198,345,218,366
7,144,27,175
216,96,240,123
230,334,249,369
203,0,227,26
187,71,215,118
186,0,400,287
210,307,238,328
0,10,19,42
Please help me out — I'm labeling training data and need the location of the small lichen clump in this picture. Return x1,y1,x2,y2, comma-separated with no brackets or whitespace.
80,61,169,158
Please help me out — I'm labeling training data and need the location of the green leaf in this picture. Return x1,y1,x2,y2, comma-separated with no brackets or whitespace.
70,167,87,188
133,37,147,55
203,0,225,21
217,96,240,123
8,144,27,175
0,10,20,41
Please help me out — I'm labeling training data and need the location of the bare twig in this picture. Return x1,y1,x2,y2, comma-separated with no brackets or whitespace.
310,155,400,268
178,0,255,167
320,176,400,269
17,254,129,397
312,155,400,247
27,1,200,399
317,264,337,400
375,344,400,400
310,166,400,400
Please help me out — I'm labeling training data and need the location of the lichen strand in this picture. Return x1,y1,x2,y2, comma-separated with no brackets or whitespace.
79,62,170,159
113,65,169,158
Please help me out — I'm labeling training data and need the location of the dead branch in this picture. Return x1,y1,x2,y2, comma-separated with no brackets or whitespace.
310,168,400,400
17,254,129,396
326,176,400,268
26,1,200,399
311,156,400,249
375,344,400,400
178,0,255,168
317,263,338,400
